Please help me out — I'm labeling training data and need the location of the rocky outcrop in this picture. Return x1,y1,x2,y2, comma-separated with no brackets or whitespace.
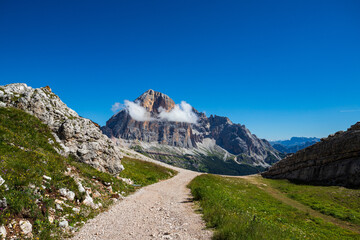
103,89,280,169
262,123,360,187
0,83,123,174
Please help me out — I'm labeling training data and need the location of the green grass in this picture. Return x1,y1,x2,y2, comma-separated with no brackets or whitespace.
263,178,360,225
188,174,359,240
120,157,177,187
69,155,177,195
0,107,175,239
0,107,80,238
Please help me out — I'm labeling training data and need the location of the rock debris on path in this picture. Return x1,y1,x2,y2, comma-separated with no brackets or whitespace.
71,167,212,240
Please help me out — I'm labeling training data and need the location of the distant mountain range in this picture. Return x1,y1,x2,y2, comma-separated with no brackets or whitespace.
102,89,281,175
269,137,320,154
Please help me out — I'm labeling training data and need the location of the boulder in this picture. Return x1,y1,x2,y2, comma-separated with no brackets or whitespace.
72,207,80,214
83,193,99,209
59,188,75,201
59,220,69,228
0,225,6,239
77,181,86,193
19,220,32,235
43,175,52,181
56,203,63,211
0,198,7,208
0,176,4,186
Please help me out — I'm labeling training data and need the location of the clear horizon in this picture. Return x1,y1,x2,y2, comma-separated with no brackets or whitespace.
1,0,359,140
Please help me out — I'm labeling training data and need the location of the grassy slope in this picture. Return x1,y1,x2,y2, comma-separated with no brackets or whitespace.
120,157,176,186
189,174,359,240
263,178,360,225
0,107,175,239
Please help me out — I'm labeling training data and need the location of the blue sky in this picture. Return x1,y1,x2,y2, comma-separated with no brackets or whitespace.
1,0,359,140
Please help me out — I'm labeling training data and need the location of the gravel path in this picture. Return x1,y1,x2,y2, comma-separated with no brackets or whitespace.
71,164,212,240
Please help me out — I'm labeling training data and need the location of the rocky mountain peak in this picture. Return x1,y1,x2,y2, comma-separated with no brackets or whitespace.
349,122,360,131
135,89,175,114
209,115,233,125
103,89,281,173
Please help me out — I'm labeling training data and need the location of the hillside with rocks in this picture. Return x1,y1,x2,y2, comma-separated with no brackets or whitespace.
0,84,177,239
0,107,125,239
0,83,124,175
262,123,360,187
102,89,281,175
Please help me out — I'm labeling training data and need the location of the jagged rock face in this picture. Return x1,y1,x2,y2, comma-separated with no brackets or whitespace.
208,115,267,155
262,122,360,187
136,89,175,114
103,89,197,148
103,89,280,167
195,115,279,165
0,83,124,175
103,110,196,148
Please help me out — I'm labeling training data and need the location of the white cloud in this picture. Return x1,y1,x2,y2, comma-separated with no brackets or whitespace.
340,109,360,113
117,99,198,123
158,101,198,123
111,102,123,113
124,100,152,121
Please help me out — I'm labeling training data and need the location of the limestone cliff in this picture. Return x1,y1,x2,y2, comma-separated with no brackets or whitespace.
103,90,196,148
136,89,175,114
262,123,360,187
103,109,196,148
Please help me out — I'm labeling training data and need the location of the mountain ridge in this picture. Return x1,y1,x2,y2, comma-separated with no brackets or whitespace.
102,89,281,174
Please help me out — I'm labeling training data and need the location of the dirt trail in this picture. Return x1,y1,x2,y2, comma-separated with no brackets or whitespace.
71,165,212,240
241,175,360,234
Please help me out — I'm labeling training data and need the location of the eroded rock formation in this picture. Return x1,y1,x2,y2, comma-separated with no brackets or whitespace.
262,123,360,187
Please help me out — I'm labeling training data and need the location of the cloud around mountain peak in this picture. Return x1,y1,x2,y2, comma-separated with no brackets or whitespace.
158,101,198,124
111,100,198,123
